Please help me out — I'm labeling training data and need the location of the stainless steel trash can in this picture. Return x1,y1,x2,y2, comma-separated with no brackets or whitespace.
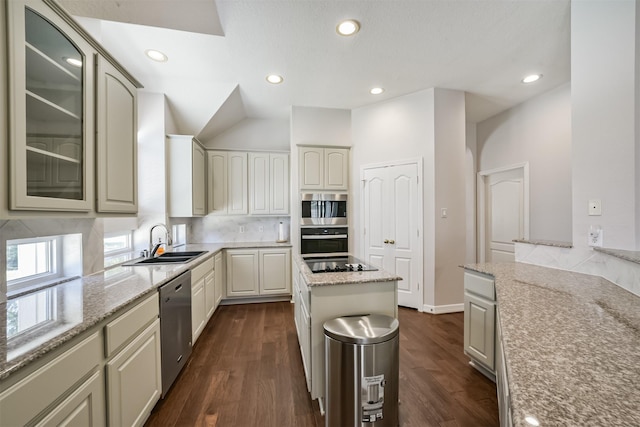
324,314,399,427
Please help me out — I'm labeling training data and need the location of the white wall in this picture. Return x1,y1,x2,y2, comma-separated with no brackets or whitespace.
434,89,467,306
465,122,477,264
290,106,352,254
352,88,467,310
203,118,290,151
572,1,638,250
477,83,572,242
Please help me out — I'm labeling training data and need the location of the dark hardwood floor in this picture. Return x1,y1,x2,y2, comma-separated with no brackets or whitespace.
145,302,498,427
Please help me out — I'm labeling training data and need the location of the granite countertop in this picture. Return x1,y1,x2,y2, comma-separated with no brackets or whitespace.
0,241,292,381
464,262,640,427
293,254,402,286
595,247,640,265
513,238,573,248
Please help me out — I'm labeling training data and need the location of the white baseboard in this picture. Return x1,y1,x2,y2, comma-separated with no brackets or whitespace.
421,303,464,314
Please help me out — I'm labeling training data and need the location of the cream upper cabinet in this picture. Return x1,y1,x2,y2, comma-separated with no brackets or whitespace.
227,151,248,215
7,0,94,211
96,56,137,213
207,151,227,214
6,0,140,213
299,146,349,190
249,152,290,215
167,135,206,217
209,150,288,216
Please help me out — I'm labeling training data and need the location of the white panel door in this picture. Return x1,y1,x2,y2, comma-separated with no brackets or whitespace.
486,169,524,262
249,152,270,214
270,153,289,214
363,163,421,309
207,151,227,214
227,152,248,215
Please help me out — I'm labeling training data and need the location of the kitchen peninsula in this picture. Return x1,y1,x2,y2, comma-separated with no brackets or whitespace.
464,262,640,427
292,254,401,410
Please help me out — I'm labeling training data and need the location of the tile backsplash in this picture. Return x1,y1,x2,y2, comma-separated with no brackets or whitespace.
191,216,291,244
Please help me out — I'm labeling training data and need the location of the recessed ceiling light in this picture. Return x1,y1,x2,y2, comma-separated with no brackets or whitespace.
64,57,82,68
337,19,360,36
145,49,168,62
370,87,384,95
266,74,283,84
522,74,542,84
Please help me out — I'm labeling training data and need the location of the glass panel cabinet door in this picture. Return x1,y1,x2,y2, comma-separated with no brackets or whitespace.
8,0,94,211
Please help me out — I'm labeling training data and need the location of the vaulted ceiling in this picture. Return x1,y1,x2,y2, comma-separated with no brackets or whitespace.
58,0,571,142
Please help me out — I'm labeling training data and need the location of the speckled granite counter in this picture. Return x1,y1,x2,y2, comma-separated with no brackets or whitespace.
464,262,640,426
595,247,640,265
512,238,573,248
292,254,401,286
0,241,291,381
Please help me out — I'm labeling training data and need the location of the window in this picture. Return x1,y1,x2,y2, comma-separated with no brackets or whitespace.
172,223,187,247
104,231,134,268
7,236,62,292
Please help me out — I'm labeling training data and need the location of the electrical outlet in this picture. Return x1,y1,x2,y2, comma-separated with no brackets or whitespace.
588,225,603,247
588,199,602,216
239,226,245,233
441,208,448,218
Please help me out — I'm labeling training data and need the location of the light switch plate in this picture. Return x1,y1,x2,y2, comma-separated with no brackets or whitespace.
588,199,601,216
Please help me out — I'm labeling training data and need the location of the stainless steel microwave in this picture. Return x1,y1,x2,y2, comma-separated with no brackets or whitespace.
300,193,347,225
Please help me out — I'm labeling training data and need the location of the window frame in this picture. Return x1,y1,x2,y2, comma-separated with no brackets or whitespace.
6,236,63,293
103,230,134,268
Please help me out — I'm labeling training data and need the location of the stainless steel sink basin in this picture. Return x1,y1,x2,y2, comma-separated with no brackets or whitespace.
124,251,207,266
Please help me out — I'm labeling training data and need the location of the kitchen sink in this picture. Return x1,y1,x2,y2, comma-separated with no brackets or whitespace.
124,251,207,266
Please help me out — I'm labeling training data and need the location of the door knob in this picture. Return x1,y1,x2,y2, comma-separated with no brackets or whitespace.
384,239,389,244
389,240,395,245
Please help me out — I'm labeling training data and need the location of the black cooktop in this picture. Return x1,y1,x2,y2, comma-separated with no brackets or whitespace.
304,256,378,274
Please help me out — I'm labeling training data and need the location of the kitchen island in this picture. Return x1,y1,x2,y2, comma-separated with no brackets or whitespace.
464,262,640,427
292,254,401,411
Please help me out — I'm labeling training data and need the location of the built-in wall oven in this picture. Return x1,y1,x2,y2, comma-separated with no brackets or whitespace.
301,193,347,226
300,227,348,256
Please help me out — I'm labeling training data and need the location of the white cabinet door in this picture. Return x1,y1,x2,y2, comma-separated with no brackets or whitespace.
249,152,270,215
270,153,289,214
259,249,291,294
7,0,95,211
214,252,224,307
463,292,496,371
192,143,206,216
191,277,206,342
96,56,137,213
205,270,215,319
35,370,105,427
299,147,324,190
207,151,227,214
106,319,162,427
228,152,248,215
167,136,206,217
324,148,349,190
226,250,259,296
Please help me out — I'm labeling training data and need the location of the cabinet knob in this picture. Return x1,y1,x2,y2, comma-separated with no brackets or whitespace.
384,239,389,244
389,240,395,245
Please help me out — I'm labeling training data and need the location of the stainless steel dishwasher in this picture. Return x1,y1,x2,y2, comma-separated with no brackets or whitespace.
159,270,192,397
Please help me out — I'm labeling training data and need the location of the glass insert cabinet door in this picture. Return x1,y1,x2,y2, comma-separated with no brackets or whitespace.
8,0,95,211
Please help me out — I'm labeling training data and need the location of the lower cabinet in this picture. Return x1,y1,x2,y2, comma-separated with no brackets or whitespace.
191,255,215,344
106,319,162,427
214,252,224,308
36,370,105,427
463,270,497,380
226,248,291,298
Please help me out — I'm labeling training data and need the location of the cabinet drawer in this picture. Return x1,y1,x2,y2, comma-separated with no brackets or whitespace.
0,332,102,427
464,271,495,300
191,255,214,283
105,292,159,357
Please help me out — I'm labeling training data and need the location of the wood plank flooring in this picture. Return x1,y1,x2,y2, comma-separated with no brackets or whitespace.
145,302,498,427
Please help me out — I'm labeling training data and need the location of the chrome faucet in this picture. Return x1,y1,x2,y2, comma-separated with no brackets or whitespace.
149,223,173,257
